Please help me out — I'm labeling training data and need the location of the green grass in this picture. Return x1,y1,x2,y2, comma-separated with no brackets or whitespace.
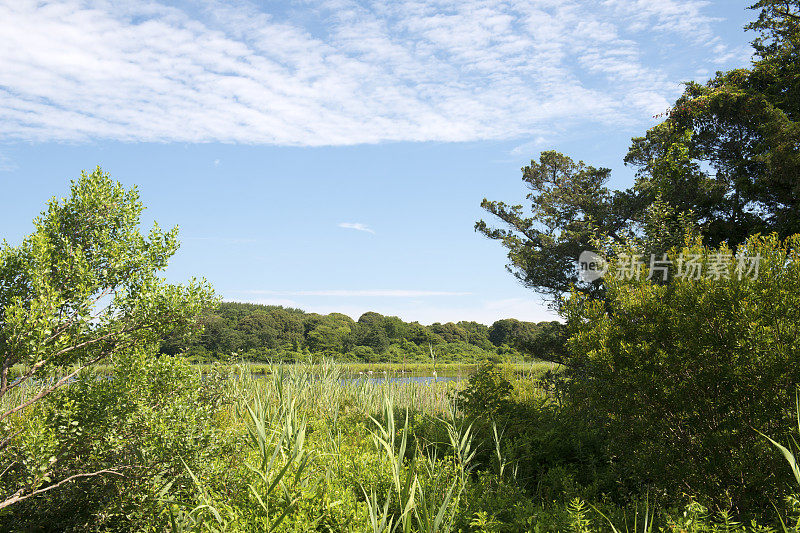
158,362,794,532
190,360,562,379
6,360,791,532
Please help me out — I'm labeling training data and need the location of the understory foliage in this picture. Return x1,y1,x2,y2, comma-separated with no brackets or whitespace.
3,357,800,532
564,234,800,513
0,168,215,510
0,352,230,530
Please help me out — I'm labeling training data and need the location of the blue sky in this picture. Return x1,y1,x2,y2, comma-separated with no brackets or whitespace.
0,0,755,324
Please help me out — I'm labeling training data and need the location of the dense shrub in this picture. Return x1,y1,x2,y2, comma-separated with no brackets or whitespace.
0,352,231,531
454,362,514,417
453,362,609,504
564,234,800,512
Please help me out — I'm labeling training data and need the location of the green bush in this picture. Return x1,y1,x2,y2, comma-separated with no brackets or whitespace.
453,362,609,504
0,352,231,531
454,362,513,418
564,234,800,512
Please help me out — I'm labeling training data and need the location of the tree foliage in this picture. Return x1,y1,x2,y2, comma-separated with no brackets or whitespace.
477,1,800,301
165,301,560,363
564,234,800,511
0,168,215,509
476,151,625,302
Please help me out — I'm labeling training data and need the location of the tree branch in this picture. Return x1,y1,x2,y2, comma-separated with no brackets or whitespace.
0,320,154,401
0,468,125,510
0,428,23,453
0,350,110,423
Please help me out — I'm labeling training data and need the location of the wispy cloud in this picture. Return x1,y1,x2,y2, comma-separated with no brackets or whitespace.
187,236,259,244
511,136,549,156
239,298,300,308
0,0,736,145
227,295,555,324
338,222,375,234
235,289,471,297
0,152,15,172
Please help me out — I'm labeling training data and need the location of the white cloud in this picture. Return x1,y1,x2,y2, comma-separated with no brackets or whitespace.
338,222,375,234
236,289,471,297
238,298,301,308
224,290,557,324
601,0,719,42
228,297,558,324
0,0,737,145
0,152,15,172
511,136,549,156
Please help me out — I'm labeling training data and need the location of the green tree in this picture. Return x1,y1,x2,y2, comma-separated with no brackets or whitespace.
478,2,800,303
406,322,443,346
476,151,633,302
307,323,351,353
456,321,493,349
0,168,215,509
267,307,305,350
747,0,800,119
518,321,567,363
200,313,243,356
487,318,540,350
627,1,800,244
237,311,279,349
383,315,407,341
429,322,469,343
354,312,390,353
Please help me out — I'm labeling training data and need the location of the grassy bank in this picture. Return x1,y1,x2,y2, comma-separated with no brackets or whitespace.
9,360,562,380
191,360,562,379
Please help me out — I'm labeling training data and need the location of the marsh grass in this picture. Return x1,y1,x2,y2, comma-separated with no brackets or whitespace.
151,362,794,532
6,360,797,532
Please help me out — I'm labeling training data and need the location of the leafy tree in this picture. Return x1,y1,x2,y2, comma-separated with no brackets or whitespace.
487,318,542,351
488,319,521,346
518,321,567,363
478,2,800,303
623,1,800,245
237,311,279,349
0,168,214,509
429,322,469,344
456,321,493,350
405,321,443,346
267,307,305,350
1,351,226,528
200,313,243,356
476,151,628,302
747,0,800,119
383,315,407,340
307,323,350,353
354,312,390,353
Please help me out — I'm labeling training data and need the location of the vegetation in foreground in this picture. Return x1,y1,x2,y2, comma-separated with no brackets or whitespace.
2,2,800,529
3,360,800,532
1,172,800,531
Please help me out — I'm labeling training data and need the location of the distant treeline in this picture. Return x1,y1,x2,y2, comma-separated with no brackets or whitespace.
161,302,565,363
